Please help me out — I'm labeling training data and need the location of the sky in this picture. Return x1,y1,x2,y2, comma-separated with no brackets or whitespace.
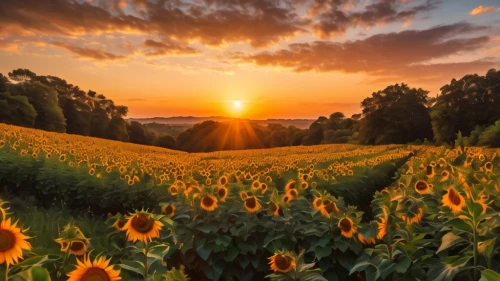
0,0,499,119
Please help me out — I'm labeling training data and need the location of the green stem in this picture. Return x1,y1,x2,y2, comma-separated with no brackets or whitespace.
472,219,478,281
5,263,9,281
144,243,149,280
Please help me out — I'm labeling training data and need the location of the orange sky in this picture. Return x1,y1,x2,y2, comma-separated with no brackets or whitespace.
0,0,499,119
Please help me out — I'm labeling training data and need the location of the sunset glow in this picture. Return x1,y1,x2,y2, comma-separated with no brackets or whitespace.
0,1,499,119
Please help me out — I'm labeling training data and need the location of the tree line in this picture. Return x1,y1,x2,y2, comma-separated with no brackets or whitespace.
1,68,499,152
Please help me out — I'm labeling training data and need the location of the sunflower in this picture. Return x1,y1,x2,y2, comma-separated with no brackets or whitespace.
442,186,466,214
268,252,296,273
377,207,389,240
440,170,450,182
311,182,317,189
320,200,340,218
240,191,249,200
266,176,272,183
161,204,175,218
244,196,262,213
473,193,488,214
168,185,178,196
484,162,493,173
357,233,376,245
217,186,228,201
56,240,70,252
112,219,126,231
122,213,163,244
312,196,323,211
251,180,261,191
67,253,121,281
398,207,424,225
285,180,296,191
286,189,298,200
69,240,88,256
338,217,357,238
218,175,228,186
414,180,431,195
0,218,32,266
269,201,280,216
260,183,268,194
300,181,308,189
200,195,218,212
282,195,292,204
426,166,435,178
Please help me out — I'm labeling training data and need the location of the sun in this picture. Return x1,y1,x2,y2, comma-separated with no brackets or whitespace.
233,100,242,109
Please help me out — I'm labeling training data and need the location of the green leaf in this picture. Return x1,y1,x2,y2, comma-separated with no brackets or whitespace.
365,265,380,281
349,261,372,275
30,266,52,281
478,237,496,258
196,243,213,261
299,268,328,281
436,232,468,254
445,218,472,233
10,255,59,274
427,256,471,281
224,245,239,262
314,246,332,259
378,259,396,279
195,222,219,234
479,269,500,281
119,260,145,276
395,255,412,273
263,233,286,247
215,235,232,247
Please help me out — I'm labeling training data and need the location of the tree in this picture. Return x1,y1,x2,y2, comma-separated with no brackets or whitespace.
8,69,37,82
153,135,177,149
431,69,500,144
107,116,129,142
35,75,93,136
128,121,155,145
9,81,66,132
0,75,37,127
359,83,433,145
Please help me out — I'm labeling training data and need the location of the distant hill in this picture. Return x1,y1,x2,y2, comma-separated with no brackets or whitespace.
128,116,315,129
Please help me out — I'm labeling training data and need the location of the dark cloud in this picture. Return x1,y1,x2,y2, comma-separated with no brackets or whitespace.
311,0,442,39
49,42,129,61
0,0,307,48
140,39,201,57
234,23,494,81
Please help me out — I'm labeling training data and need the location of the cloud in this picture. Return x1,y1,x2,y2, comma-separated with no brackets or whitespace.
233,23,494,82
0,0,308,48
0,38,20,51
310,0,442,39
139,39,201,57
469,5,498,16
49,41,130,61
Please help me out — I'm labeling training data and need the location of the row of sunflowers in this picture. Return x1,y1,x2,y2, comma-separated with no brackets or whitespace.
0,123,498,280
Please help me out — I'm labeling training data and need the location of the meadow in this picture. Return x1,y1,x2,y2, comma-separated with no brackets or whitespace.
0,122,498,281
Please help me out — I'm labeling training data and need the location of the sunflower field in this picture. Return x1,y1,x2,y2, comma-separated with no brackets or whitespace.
0,122,499,281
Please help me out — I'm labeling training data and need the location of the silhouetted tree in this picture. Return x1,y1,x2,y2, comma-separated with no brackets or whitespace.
107,116,129,142
359,83,433,145
0,73,37,127
431,69,500,144
153,135,177,149
9,81,66,132
128,121,155,145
